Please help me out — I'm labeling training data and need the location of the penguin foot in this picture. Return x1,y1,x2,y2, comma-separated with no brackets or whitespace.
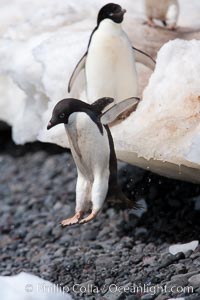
61,212,83,227
166,25,177,31
79,212,98,224
146,18,156,27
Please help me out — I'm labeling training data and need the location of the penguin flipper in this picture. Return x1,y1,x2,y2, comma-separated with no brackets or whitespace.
91,97,114,114
68,52,87,93
133,47,156,71
101,97,140,125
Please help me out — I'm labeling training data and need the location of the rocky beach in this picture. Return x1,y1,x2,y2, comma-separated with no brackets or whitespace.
1,128,200,300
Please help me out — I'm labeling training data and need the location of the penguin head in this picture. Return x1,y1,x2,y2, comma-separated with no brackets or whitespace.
47,99,69,130
47,98,89,130
97,3,126,25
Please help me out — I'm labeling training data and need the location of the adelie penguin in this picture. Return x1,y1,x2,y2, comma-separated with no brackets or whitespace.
68,3,155,107
145,0,179,30
47,97,139,226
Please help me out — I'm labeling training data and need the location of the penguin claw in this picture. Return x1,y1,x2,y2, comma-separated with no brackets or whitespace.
61,212,83,227
79,212,97,224
166,25,177,31
146,19,156,27
61,218,79,227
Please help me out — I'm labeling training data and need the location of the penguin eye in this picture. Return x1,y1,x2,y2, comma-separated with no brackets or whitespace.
59,113,65,119
109,7,120,16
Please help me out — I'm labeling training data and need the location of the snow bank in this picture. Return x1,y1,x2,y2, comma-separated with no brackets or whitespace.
0,0,200,182
169,241,199,255
113,40,200,182
0,0,142,144
0,272,72,300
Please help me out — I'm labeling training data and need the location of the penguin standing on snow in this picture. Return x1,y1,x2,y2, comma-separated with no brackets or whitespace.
47,97,139,226
68,3,155,107
145,0,179,30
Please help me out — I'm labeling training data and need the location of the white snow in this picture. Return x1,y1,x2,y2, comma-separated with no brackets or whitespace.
168,298,185,300
0,0,200,182
0,0,140,145
0,272,72,300
169,240,199,255
112,39,200,182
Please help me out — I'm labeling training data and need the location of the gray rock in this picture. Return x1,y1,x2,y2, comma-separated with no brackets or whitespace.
103,289,122,300
125,296,138,300
185,250,194,258
59,234,72,245
143,256,157,267
135,227,148,238
80,280,95,296
141,294,156,300
105,278,114,285
188,274,200,289
195,287,200,294
95,255,115,267
158,252,185,270
133,199,148,218
1,141,200,300
171,271,199,281
1,271,11,276
191,252,200,259
81,229,98,241
155,295,168,300
172,263,187,274
166,277,188,291
192,195,200,211
54,248,66,257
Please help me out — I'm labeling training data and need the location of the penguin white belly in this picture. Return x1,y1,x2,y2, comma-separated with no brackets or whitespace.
86,20,138,104
65,112,110,181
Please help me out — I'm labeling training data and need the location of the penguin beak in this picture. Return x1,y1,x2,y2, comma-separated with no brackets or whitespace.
121,9,126,15
47,121,54,130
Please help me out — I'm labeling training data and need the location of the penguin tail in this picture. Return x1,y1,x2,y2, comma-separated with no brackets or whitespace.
107,189,141,210
162,20,167,26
